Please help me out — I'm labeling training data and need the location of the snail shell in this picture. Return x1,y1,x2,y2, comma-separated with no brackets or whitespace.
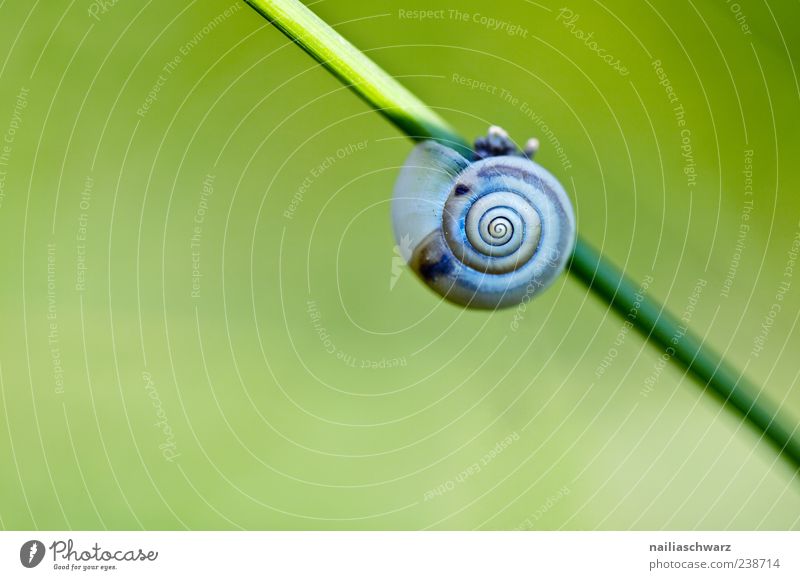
391,132,576,309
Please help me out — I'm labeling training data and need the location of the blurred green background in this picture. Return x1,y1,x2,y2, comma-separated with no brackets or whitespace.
1,0,799,530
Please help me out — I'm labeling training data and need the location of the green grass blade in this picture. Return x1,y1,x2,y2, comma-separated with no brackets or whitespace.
571,241,800,467
243,0,471,156
244,0,800,470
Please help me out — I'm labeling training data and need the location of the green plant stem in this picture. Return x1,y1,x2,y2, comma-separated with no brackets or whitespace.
244,0,800,470
243,0,471,157
571,242,800,467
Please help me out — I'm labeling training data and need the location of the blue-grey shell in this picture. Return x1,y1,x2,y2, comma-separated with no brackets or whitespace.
392,140,576,309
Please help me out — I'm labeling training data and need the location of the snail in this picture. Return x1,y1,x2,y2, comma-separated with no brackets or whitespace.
391,126,576,309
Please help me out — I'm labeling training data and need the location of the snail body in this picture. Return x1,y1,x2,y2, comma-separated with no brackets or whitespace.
392,128,576,309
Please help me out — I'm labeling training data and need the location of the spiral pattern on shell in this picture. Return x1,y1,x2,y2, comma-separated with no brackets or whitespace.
443,190,542,275
392,139,576,309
